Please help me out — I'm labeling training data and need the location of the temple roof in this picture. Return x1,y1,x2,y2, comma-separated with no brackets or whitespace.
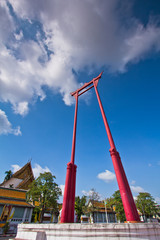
12,162,34,179
0,199,33,208
1,162,34,190
0,187,34,208
88,200,116,213
0,187,26,199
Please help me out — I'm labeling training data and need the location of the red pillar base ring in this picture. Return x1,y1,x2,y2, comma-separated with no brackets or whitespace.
61,162,77,223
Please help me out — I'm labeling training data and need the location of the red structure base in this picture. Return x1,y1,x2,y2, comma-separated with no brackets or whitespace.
61,162,77,223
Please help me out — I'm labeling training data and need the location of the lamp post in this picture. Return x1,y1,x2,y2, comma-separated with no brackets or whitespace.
104,200,109,223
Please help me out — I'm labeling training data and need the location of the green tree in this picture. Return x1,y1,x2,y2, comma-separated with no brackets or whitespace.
136,192,158,220
27,172,61,223
105,196,115,211
106,190,126,222
75,196,86,222
31,206,40,223
4,170,13,181
2,222,10,234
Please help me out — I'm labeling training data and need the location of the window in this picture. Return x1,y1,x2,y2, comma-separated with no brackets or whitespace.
14,207,25,218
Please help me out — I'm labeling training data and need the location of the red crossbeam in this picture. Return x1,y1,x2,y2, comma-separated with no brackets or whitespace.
71,71,103,97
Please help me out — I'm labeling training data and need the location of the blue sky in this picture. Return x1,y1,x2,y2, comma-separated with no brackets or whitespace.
0,0,160,203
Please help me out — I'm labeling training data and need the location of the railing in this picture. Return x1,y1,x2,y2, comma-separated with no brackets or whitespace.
10,217,30,223
10,218,23,223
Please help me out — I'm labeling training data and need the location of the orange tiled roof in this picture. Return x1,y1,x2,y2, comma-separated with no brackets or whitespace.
92,201,105,208
89,200,115,213
0,187,26,200
0,198,34,207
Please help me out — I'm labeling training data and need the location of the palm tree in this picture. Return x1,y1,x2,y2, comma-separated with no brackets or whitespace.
4,170,13,181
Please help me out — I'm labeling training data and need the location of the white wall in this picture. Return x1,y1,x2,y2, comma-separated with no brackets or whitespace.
1,178,22,188
15,222,160,240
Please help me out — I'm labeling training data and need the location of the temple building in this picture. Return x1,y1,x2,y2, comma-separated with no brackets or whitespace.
87,200,116,223
0,162,34,233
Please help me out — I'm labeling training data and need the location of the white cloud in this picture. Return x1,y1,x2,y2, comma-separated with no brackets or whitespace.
155,197,160,204
123,24,160,67
131,180,136,185
0,109,21,135
0,1,15,42
11,164,21,173
97,170,116,183
13,102,29,116
32,163,51,178
130,185,145,193
9,0,160,70
0,0,160,116
14,30,23,41
133,196,137,201
60,185,65,196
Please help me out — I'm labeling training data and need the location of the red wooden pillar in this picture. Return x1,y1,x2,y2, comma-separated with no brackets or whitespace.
61,72,140,223
93,80,140,222
61,93,78,223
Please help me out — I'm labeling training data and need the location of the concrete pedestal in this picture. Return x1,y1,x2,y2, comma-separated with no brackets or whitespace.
14,223,160,240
